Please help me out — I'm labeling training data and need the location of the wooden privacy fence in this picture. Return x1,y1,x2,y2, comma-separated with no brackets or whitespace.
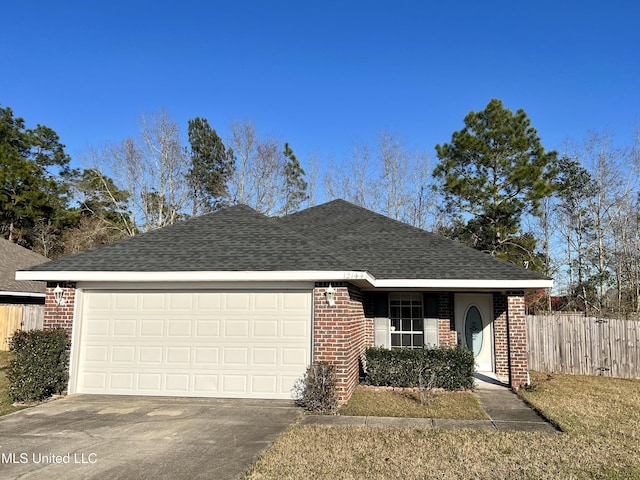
527,314,640,379
0,304,44,351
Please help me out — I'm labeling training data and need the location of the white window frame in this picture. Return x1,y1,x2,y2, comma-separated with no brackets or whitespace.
389,292,424,349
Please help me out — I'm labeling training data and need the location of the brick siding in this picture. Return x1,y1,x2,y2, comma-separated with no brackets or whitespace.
506,293,528,388
313,282,368,403
493,291,529,389
44,282,76,336
437,293,457,346
493,293,509,377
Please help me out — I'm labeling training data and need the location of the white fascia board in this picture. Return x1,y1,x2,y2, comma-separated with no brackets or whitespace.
15,269,552,290
15,270,377,285
372,278,554,290
0,290,46,298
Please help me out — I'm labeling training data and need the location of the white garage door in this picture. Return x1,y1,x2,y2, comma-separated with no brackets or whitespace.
76,290,312,399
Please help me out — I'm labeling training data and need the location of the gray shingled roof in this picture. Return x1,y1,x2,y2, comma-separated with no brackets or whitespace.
22,199,549,282
23,204,350,273
0,238,48,294
279,200,549,281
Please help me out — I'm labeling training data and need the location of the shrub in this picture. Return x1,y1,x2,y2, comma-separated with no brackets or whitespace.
7,329,71,403
292,362,338,413
364,346,475,390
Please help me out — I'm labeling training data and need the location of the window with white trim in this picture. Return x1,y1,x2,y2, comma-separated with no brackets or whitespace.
389,292,424,348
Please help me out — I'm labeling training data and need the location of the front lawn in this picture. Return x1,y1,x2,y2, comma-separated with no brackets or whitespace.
339,387,488,420
245,372,640,479
0,351,25,416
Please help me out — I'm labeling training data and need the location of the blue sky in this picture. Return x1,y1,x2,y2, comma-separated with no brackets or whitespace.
2,1,638,183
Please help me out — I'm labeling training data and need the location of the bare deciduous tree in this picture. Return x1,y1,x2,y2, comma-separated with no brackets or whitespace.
81,110,190,233
324,130,438,230
227,120,307,216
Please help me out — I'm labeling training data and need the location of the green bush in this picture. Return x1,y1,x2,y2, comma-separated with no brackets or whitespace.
292,362,339,413
7,329,71,403
364,346,475,390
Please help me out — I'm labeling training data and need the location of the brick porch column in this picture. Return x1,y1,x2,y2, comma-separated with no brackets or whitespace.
313,283,366,403
493,293,509,378
506,292,529,389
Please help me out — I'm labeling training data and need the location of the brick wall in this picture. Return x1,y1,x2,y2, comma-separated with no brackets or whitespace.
437,293,457,346
44,282,76,336
313,282,367,403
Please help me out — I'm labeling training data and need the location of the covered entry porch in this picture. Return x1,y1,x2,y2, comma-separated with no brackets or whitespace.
369,290,529,389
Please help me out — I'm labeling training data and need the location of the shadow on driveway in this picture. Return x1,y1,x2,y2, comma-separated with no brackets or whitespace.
0,395,301,480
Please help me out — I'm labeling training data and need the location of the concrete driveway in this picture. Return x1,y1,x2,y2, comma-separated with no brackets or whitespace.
0,395,301,480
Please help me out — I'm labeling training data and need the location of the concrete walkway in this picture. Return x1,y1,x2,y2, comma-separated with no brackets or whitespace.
300,373,559,433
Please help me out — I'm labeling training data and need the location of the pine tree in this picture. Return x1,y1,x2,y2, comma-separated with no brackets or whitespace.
433,99,558,267
282,142,308,215
187,117,235,215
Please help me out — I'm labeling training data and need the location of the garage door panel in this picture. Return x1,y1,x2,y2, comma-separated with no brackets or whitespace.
112,346,135,363
224,320,249,337
113,319,136,336
84,345,109,362
252,376,277,394
195,294,221,311
253,347,277,365
166,374,190,392
168,294,194,310
82,372,107,389
110,373,134,390
141,293,165,310
168,320,192,336
283,320,307,338
139,373,162,390
139,346,163,363
254,320,277,337
78,290,311,399
141,320,164,336
194,374,218,392
282,348,308,366
195,320,220,337
86,319,110,336
225,295,251,310
114,294,138,310
222,375,247,393
194,347,219,364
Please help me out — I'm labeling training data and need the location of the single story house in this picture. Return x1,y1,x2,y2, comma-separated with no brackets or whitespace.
17,199,552,402
1,238,47,304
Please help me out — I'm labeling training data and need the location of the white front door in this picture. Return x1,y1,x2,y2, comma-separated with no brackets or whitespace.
455,294,493,372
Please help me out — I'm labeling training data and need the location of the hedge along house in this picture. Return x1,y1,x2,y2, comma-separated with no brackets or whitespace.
16,200,552,402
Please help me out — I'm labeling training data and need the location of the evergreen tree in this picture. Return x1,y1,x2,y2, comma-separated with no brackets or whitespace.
0,105,74,246
433,99,558,267
282,142,308,215
187,117,235,214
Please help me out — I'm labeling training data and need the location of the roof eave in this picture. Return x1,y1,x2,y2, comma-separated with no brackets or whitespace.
15,270,377,287
370,278,553,291
16,270,552,291
0,290,46,298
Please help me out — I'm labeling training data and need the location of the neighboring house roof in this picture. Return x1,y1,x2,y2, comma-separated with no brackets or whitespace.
17,200,552,289
0,238,48,296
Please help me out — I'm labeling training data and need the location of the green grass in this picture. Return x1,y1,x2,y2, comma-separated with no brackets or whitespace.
339,388,488,420
0,351,25,416
245,373,640,479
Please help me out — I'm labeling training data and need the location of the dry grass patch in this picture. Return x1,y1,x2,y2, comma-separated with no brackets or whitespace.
520,371,640,436
339,388,488,420
0,351,25,416
245,373,640,479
